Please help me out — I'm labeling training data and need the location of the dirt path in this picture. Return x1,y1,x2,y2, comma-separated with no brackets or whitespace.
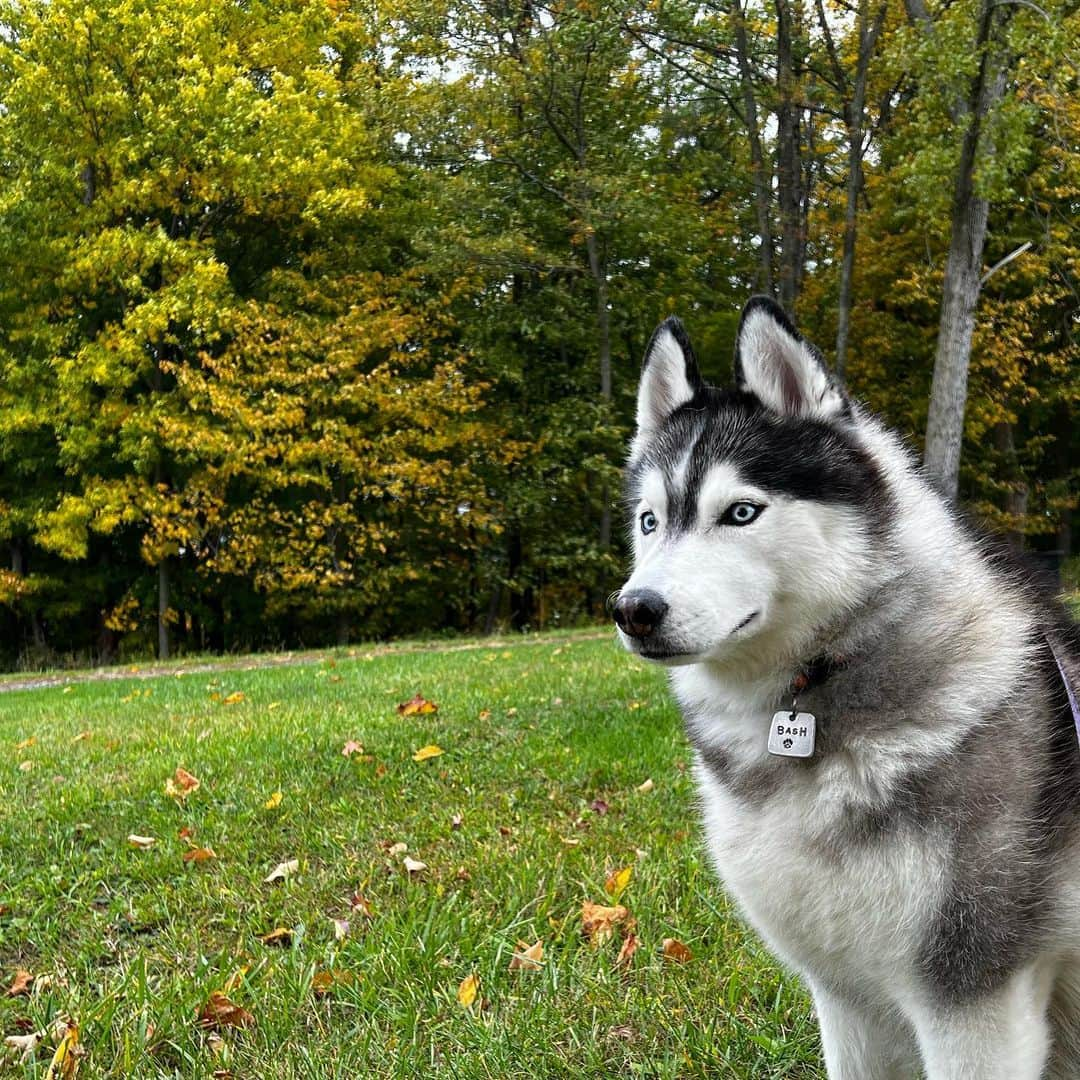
0,629,615,695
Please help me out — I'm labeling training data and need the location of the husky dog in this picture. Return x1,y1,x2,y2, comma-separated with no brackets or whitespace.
614,297,1080,1079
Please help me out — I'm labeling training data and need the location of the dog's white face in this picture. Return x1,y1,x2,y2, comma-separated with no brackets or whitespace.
616,300,891,672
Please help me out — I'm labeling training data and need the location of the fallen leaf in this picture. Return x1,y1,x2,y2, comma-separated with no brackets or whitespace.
559,836,581,846
44,1022,79,1080
178,826,194,841
260,927,293,947
4,1029,41,1062
508,939,543,972
70,731,92,743
662,938,693,963
457,972,479,1007
222,692,245,706
333,919,349,941
263,859,299,884
581,901,631,945
589,798,609,815
636,778,655,793
6,969,32,997
311,969,355,997
387,842,407,857
165,767,200,800
198,991,254,1030
505,707,518,717
477,709,491,721
403,856,427,874
411,744,443,763
616,932,640,971
397,694,438,717
605,865,633,900
451,814,463,830
222,966,249,993
182,846,217,863
263,791,283,810
127,835,157,850
18,761,33,772
341,740,364,758
350,893,373,918
15,737,35,751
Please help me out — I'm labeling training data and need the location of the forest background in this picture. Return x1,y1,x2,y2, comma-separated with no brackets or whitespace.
0,0,1076,668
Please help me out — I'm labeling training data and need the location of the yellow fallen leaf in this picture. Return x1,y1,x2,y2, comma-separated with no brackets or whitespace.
508,939,543,972
45,1022,79,1080
15,737,36,751
311,969,356,997
637,778,655,793
662,938,693,963
605,865,633,900
222,691,245,705
264,791,283,810
127,834,157,850
70,731,92,743
260,927,293,947
263,859,299,884
411,744,443,763
457,972,479,1007
397,694,438,716
222,966,249,993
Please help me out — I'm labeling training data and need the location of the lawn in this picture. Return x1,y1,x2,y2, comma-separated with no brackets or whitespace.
0,632,821,1078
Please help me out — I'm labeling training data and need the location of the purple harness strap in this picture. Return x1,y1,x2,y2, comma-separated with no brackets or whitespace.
1047,635,1080,744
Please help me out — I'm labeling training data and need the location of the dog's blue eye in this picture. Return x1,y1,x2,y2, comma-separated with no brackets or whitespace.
640,510,658,535
721,502,763,526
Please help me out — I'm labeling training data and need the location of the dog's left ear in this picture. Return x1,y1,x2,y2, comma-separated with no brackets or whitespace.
631,316,703,459
734,297,848,421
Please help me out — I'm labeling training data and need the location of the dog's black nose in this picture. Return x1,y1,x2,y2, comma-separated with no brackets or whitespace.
613,589,668,639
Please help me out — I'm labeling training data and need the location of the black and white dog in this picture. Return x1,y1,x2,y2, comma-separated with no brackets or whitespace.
615,297,1080,1079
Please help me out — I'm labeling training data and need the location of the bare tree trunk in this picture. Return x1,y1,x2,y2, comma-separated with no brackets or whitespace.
993,421,1028,549
731,0,774,294
775,0,802,312
920,0,1012,499
585,230,613,552
158,558,170,660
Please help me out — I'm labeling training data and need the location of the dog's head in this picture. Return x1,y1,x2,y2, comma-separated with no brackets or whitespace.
615,297,892,671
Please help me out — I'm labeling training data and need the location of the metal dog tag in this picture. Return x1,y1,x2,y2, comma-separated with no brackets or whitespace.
768,711,816,758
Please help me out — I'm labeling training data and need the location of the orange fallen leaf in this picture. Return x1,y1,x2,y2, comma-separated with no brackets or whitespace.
581,901,631,945
15,737,35,751
508,939,543,972
662,938,693,963
260,927,292,947
45,1022,79,1080
198,991,255,1030
182,846,217,863
178,826,194,841
6,969,32,997
478,709,491,720
311,969,356,997
605,865,632,900
222,692,245,706
165,767,200,800
397,694,438,717
263,859,299,884
457,972,479,1007
616,931,640,971
127,834,157,850
411,744,443,763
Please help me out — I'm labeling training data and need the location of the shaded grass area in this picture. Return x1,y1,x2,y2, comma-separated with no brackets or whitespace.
0,633,821,1078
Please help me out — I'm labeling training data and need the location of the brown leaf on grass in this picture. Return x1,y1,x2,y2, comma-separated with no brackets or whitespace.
589,799,609,815
127,834,157,850
350,893,374,919
411,744,443,763
311,969,356,998
44,1022,80,1080
198,991,255,1031
615,932,640,972
260,927,293,947
605,866,632,900
263,859,299,884
397,694,437,717
581,901,631,945
182,846,217,864
165,767,200,800
508,939,544,972
6,970,32,997
456,972,479,1007
661,938,693,963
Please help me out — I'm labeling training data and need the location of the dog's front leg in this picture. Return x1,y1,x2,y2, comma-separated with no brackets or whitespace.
809,983,920,1079
909,963,1054,1080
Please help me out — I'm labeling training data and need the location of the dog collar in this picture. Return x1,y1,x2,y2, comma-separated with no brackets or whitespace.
789,654,848,697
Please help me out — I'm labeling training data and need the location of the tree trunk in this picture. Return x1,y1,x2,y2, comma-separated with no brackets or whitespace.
921,0,1012,500
993,421,1028,549
585,229,613,553
775,0,802,312
158,559,171,660
731,0,774,294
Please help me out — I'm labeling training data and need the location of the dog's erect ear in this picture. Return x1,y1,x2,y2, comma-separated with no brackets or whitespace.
632,317,702,458
734,297,848,421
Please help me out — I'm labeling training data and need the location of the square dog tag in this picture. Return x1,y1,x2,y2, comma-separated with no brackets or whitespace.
768,711,816,758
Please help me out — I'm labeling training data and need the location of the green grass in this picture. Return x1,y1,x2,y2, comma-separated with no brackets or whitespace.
0,632,822,1078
